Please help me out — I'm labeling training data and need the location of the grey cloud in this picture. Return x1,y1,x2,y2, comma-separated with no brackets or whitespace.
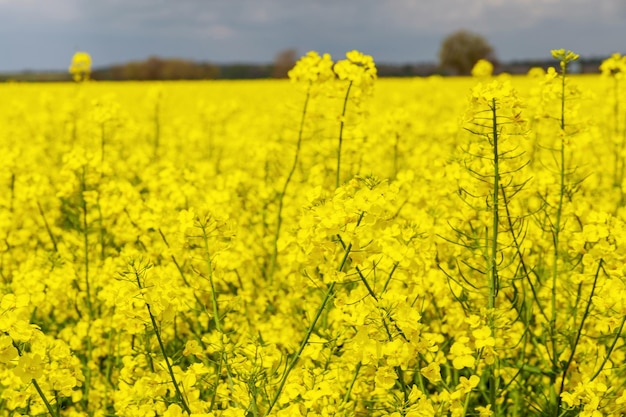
0,0,625,71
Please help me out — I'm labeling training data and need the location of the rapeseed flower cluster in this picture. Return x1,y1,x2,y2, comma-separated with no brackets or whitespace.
470,59,494,78
69,51,92,82
287,51,335,84
2,49,626,417
600,53,626,78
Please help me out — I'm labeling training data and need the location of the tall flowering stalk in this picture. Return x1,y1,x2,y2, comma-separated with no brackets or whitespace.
549,50,579,381
599,53,626,196
449,78,528,414
268,52,335,281
333,51,377,188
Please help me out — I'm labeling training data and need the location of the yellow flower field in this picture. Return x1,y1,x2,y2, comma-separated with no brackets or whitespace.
1,50,626,417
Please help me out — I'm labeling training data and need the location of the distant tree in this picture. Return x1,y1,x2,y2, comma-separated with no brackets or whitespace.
272,48,297,78
438,30,496,75
94,57,219,81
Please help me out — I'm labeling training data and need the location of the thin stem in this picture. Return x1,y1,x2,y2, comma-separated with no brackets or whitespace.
268,83,312,281
613,77,621,187
97,199,106,262
501,185,549,323
79,167,93,319
560,62,566,131
158,229,208,321
382,262,399,293
267,233,354,413
199,221,222,333
197,220,238,407
266,281,336,414
103,318,116,414
32,379,59,417
590,314,626,381
209,355,223,412
9,172,15,213
12,343,59,417
556,259,603,413
100,123,106,164
488,97,500,416
336,81,353,188
134,265,191,415
355,265,378,301
153,96,161,160
489,98,500,313
37,201,58,252
550,59,568,380
78,167,94,412
343,362,362,403
148,305,191,414
393,132,400,178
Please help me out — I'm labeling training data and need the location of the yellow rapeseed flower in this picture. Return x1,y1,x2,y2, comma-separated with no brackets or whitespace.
551,49,579,71
288,51,335,83
471,59,494,77
334,50,377,91
14,353,44,383
0,335,18,363
420,361,442,383
69,51,92,82
600,52,626,79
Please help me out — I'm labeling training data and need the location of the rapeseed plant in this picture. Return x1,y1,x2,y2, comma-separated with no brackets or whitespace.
333,50,377,188
69,52,92,82
600,53,626,204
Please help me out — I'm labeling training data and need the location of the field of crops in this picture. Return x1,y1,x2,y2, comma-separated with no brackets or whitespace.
1,50,626,417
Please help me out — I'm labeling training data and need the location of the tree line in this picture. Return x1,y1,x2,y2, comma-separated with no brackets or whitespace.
0,31,610,82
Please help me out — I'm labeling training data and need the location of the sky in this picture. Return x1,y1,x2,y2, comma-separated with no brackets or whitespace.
0,0,625,72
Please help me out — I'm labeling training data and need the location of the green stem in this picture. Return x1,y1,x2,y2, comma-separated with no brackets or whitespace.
9,172,15,213
199,221,222,333
489,98,500,313
37,201,59,252
560,62,566,131
103,318,116,414
153,97,161,160
613,77,621,187
343,362,362,403
209,355,223,412
79,167,94,412
12,343,59,417
100,123,105,164
382,262,399,293
267,234,353,414
488,97,500,415
501,185,549,323
198,221,238,406
158,229,207,322
268,83,312,281
355,265,378,301
134,265,191,415
266,281,336,414
32,379,59,417
556,259,603,414
97,199,106,262
590,314,626,381
336,81,353,188
550,59,568,380
79,167,93,319
393,132,400,178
